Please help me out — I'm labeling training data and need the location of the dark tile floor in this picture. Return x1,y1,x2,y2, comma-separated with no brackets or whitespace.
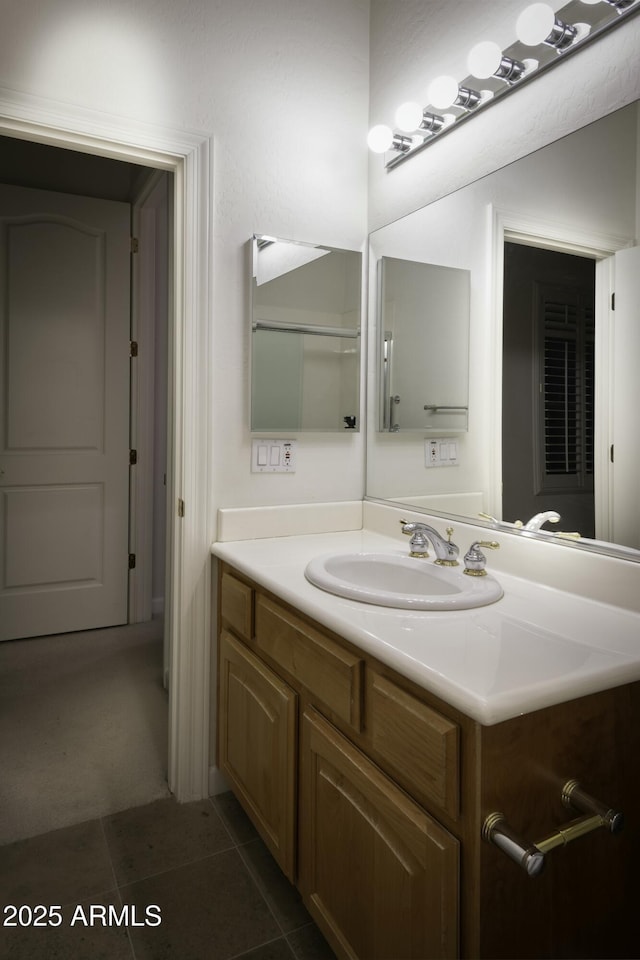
0,791,336,960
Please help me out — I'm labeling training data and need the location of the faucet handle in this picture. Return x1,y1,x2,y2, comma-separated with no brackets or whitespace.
463,540,499,577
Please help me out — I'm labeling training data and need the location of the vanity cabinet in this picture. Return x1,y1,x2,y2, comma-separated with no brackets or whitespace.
218,565,459,959
216,563,639,960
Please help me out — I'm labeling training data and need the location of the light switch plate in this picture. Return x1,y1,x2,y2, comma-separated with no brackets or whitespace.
425,438,458,468
251,439,297,473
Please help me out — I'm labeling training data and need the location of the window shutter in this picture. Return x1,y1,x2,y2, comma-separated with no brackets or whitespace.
538,291,594,492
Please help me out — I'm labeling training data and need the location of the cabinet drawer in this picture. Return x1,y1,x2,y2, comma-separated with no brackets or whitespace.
367,671,459,819
220,570,253,641
255,595,363,731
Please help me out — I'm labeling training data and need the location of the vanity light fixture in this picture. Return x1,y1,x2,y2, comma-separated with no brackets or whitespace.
516,4,585,50
466,41,527,83
369,0,640,169
395,102,449,135
367,124,412,154
427,76,484,111
580,0,638,9
395,102,423,132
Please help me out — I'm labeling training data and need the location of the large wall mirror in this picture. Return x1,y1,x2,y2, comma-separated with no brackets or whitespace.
250,235,362,432
367,100,640,560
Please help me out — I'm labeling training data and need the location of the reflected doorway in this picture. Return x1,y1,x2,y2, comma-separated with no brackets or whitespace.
502,241,596,535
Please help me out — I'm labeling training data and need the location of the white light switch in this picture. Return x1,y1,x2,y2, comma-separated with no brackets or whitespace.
425,438,458,468
252,439,297,473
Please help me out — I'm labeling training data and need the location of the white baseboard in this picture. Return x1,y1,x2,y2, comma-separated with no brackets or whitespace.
152,596,165,617
209,765,230,796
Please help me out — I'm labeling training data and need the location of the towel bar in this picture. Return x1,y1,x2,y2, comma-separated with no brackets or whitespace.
482,780,624,877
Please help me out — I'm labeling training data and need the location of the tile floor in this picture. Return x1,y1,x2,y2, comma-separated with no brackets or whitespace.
0,791,336,960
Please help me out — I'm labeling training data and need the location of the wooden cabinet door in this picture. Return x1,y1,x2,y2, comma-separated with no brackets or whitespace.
299,708,459,960
218,629,297,880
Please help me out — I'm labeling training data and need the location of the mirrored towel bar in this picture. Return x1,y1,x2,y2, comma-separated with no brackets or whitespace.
424,405,469,412
253,319,360,339
482,779,624,877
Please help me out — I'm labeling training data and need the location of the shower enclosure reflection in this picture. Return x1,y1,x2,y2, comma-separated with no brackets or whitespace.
250,235,362,432
377,256,470,434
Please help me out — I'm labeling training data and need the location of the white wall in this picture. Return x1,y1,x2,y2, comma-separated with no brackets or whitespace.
0,0,370,513
368,1,640,230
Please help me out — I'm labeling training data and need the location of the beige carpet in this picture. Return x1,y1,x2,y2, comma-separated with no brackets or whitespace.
0,619,171,845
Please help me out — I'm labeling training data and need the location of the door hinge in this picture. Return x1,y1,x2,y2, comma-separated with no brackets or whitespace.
610,444,615,463
131,237,139,254
129,449,137,466
178,498,185,518
129,553,136,569
611,292,615,310
130,340,138,357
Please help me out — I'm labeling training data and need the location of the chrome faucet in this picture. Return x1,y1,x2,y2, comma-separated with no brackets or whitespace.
400,521,459,566
523,510,561,531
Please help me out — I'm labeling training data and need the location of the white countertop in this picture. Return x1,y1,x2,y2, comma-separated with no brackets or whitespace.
211,528,640,725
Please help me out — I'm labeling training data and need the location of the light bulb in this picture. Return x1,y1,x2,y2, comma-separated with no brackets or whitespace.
516,4,556,45
367,124,393,153
427,75,460,110
578,0,638,7
395,102,423,132
467,41,503,78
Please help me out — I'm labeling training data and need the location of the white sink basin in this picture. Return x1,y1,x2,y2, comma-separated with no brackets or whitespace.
304,551,503,610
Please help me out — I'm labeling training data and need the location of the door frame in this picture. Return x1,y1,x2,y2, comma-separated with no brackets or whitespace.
130,168,169,628
488,206,630,539
0,87,214,803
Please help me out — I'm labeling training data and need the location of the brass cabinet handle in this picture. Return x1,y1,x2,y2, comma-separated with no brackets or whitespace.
482,780,624,877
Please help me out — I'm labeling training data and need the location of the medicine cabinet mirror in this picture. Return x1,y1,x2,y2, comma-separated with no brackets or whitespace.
367,100,640,561
250,235,362,432
377,256,469,433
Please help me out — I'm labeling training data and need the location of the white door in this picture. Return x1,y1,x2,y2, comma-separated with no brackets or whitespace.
0,184,131,641
610,246,640,549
